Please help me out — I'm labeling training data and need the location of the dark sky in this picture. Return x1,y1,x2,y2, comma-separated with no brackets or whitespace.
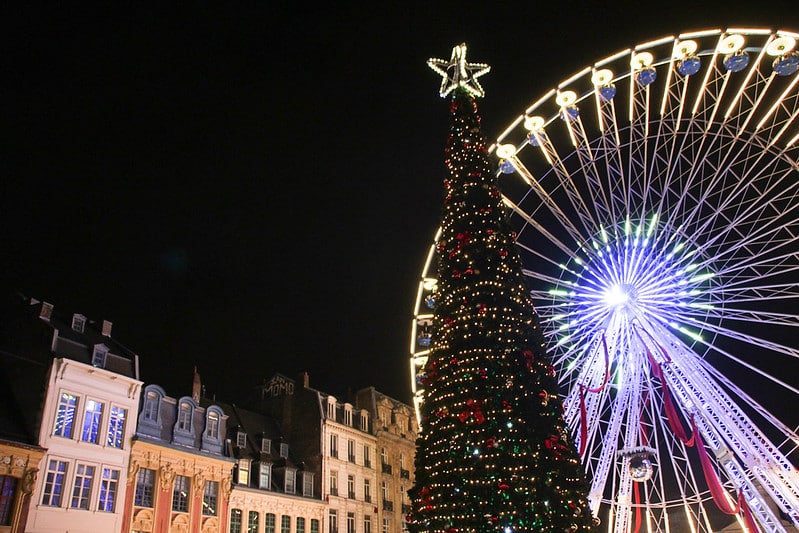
4,3,799,403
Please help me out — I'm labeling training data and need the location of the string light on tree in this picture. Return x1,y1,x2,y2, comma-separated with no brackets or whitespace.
409,43,598,533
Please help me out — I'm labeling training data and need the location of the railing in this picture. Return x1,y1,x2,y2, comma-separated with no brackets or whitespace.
330,488,338,496
400,469,410,479
381,463,392,475
348,455,356,463
382,500,394,512
348,491,356,499
401,504,411,515
364,495,371,503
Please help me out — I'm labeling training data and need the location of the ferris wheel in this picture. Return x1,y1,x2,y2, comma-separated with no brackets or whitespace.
410,28,799,532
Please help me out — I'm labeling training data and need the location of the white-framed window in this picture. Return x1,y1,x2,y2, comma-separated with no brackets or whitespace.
347,475,355,498
329,510,338,533
344,406,352,426
330,434,338,458
360,412,369,431
70,463,94,509
203,481,218,516
259,463,272,489
285,467,296,493
142,389,160,422
205,410,220,440
172,475,190,512
107,406,126,448
347,512,355,533
303,472,314,497
237,459,250,485
381,480,388,500
42,458,68,506
327,398,336,420
382,518,390,533
54,392,78,438
134,467,155,507
81,399,104,444
98,467,119,512
400,453,406,470
280,443,289,458
380,447,388,466
261,438,271,453
72,313,86,333
177,402,192,432
329,470,338,496
92,344,108,368
364,515,372,533
364,478,371,502
236,431,247,448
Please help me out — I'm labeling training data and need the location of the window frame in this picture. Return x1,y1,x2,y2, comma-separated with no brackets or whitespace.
80,398,105,444
134,467,155,508
230,508,243,533
107,405,127,448
97,467,120,512
70,463,95,510
172,474,191,513
41,458,68,507
54,391,78,439
202,480,219,516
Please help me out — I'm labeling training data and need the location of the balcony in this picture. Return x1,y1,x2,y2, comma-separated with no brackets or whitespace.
402,504,411,515
330,488,338,497
364,460,372,468
400,468,410,479
364,495,372,503
381,463,392,475
382,500,394,512
348,454,356,463
348,491,356,499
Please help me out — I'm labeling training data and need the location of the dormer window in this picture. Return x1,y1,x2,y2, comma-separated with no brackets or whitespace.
237,459,251,485
236,431,247,448
72,313,86,333
92,344,109,368
280,443,289,458
344,404,352,426
327,397,336,420
261,438,271,454
206,411,220,440
360,412,369,432
177,401,192,431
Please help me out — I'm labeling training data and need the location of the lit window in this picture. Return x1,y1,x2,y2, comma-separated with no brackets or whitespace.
172,475,190,513
248,511,260,533
70,463,94,509
285,469,296,494
143,390,160,422
0,475,18,525
329,510,338,533
237,459,250,485
381,448,388,466
311,519,320,533
265,513,276,533
54,392,78,438
203,481,218,516
107,406,126,448
364,516,372,533
281,515,291,533
81,400,104,444
297,517,306,533
381,480,388,500
42,459,68,506
177,402,192,432
303,472,314,497
259,463,272,489
134,468,155,507
344,407,352,426
230,509,243,533
236,431,247,448
206,411,219,440
98,468,119,512
347,513,355,533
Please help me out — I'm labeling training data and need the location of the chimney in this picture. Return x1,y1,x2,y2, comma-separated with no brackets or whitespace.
192,366,202,403
102,320,113,337
302,372,310,388
39,302,54,321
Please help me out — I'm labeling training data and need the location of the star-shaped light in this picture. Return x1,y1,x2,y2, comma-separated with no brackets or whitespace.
428,43,490,98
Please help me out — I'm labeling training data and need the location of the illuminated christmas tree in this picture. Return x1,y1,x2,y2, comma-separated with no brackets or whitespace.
409,44,597,533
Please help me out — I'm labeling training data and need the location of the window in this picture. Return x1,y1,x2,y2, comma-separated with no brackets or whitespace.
380,447,388,466
311,519,320,533
344,407,352,426
203,481,219,516
400,453,406,470
238,459,250,485
98,468,119,512
92,344,108,368
329,470,338,496
302,472,314,497
261,438,271,453
81,399,104,444
360,412,368,431
285,469,296,494
280,443,289,458
42,459,68,506
236,431,247,448
379,410,387,428
172,475,190,512
329,510,338,533
107,406,126,448
230,509,243,533
364,516,372,533
297,517,306,533
177,402,192,432
72,313,86,332
206,411,220,439
54,392,78,438
364,479,371,503
382,519,390,533
70,463,94,509
364,445,372,468
329,434,338,458
265,513,276,533
347,475,355,499
347,440,355,462
327,399,336,419
134,468,155,507
0,476,17,526
381,480,388,500
281,515,291,533
248,511,260,533
259,462,272,489
143,390,160,422
347,513,355,533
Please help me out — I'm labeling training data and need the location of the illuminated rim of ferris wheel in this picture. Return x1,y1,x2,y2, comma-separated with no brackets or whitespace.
411,28,799,532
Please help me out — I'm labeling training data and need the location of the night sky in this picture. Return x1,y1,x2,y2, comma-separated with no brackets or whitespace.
4,3,799,404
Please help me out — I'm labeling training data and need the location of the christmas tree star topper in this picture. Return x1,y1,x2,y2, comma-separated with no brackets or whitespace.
428,43,490,98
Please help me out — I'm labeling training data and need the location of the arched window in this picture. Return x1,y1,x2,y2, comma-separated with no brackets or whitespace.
177,402,192,431
206,409,220,440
